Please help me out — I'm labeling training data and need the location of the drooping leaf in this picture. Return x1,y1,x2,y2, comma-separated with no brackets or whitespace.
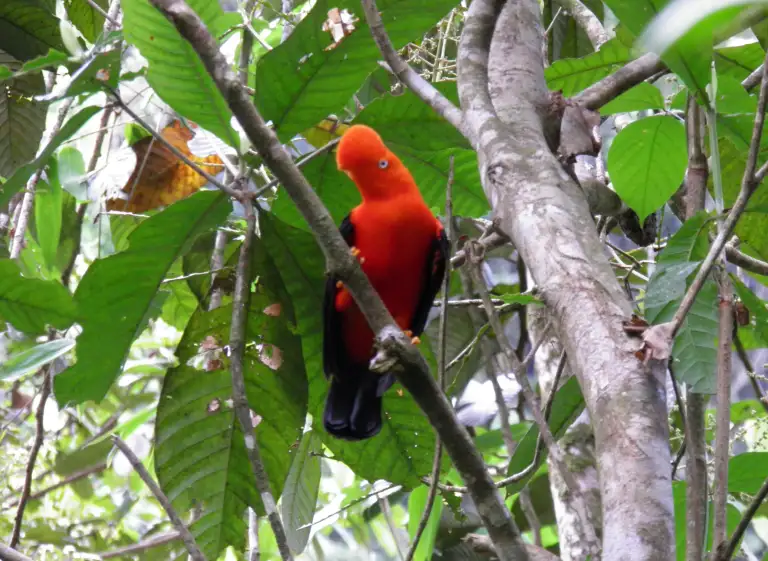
0,52,48,180
34,177,62,273
259,214,438,487
55,146,88,201
0,259,77,334
154,232,307,560
544,38,631,97
122,0,238,147
407,484,444,561
600,82,666,115
255,0,457,141
732,276,768,346
0,105,101,208
729,452,768,494
504,375,585,494
608,115,687,222
281,430,322,555
646,213,718,393
0,338,75,381
0,1,65,61
715,42,766,83
54,191,230,405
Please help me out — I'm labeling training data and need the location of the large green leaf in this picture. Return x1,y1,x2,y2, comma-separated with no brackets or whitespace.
0,52,47,181
0,259,77,334
34,178,62,274
155,235,307,560
65,0,108,43
504,375,585,494
273,86,486,230
607,115,687,222
281,429,322,555
544,38,631,97
0,105,100,208
728,452,768,494
600,82,665,115
54,191,231,405
260,213,437,487
715,42,766,82
255,0,457,141
0,1,65,61
646,213,718,393
408,484,444,561
122,0,238,147
604,0,711,103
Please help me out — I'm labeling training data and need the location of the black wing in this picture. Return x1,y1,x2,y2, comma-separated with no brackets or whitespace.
410,227,450,336
323,215,355,379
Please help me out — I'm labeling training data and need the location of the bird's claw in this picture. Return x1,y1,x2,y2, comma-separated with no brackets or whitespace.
350,246,366,264
403,330,421,345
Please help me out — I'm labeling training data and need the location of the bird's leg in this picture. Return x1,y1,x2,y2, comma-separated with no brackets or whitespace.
350,246,366,264
403,329,421,346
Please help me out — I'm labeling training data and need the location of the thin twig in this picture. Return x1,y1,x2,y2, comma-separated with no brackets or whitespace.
9,369,52,548
112,436,207,561
715,473,768,560
711,274,734,559
83,0,120,26
404,156,453,561
105,86,245,202
451,231,510,267
554,0,608,48
3,462,107,509
734,335,768,414
146,2,529,557
99,531,181,559
380,496,405,560
742,64,764,91
669,51,768,337
229,198,294,560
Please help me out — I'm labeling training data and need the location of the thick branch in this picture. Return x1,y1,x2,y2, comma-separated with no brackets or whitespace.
459,1,675,558
147,1,529,558
554,0,609,49
573,53,665,111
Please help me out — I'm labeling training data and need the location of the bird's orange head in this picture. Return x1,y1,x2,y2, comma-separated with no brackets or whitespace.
336,124,417,200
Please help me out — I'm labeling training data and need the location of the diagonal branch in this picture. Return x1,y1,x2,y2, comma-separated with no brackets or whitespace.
359,0,470,145
229,199,294,561
554,0,609,49
146,1,529,558
112,436,206,561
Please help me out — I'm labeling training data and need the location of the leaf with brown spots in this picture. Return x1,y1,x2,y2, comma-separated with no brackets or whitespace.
106,120,224,212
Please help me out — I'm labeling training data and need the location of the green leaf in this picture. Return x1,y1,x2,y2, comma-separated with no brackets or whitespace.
0,259,77,334
273,86,486,230
0,338,75,381
155,234,307,560
54,191,230,405
714,74,758,114
0,48,69,80
255,0,457,140
544,38,631,97
608,115,687,222
715,42,766,82
0,54,48,180
729,452,768,494
425,305,481,398
0,0,65,61
407,484,444,561
122,0,238,147
65,0,108,43
260,214,438,487
646,213,718,393
281,430,322,555
600,82,666,115
55,146,88,201
504,376,585,494
606,0,712,103
55,439,112,476
34,177,63,274
0,105,101,208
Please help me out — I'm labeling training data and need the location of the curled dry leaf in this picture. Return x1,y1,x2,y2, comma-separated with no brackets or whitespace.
641,322,676,363
322,8,358,50
263,303,282,317
106,120,224,212
559,104,601,160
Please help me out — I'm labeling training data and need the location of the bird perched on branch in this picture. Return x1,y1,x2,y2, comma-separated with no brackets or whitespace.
323,124,449,441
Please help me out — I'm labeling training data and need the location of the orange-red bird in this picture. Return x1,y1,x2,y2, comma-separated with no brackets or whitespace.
323,125,449,440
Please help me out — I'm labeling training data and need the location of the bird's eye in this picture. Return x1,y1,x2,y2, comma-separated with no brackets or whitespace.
378,159,389,169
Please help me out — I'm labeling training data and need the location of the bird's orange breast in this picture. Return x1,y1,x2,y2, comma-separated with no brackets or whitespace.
337,195,440,362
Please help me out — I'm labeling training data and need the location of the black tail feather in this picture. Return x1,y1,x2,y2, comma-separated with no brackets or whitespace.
323,366,394,441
